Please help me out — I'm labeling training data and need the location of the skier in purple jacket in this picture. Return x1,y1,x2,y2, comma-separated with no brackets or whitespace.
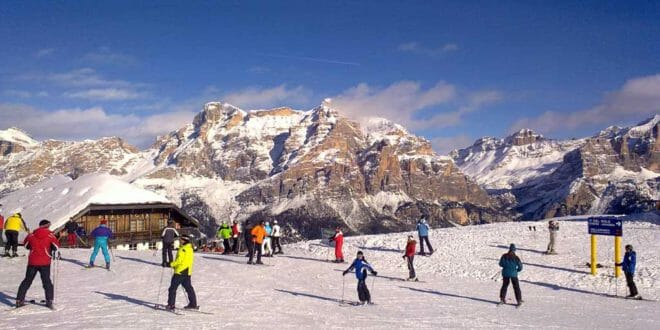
88,219,113,270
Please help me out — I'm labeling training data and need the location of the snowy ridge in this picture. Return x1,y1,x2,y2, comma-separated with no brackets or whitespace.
0,127,39,148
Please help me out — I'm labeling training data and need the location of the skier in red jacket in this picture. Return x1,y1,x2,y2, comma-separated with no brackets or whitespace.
403,235,418,281
329,227,344,263
16,219,60,309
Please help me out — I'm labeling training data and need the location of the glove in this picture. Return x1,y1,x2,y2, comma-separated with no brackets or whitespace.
402,255,406,260
372,271,378,276
342,270,348,276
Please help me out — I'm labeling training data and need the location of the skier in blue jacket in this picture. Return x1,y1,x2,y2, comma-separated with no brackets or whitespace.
615,244,638,298
416,218,433,255
342,251,378,305
88,219,113,270
498,243,523,306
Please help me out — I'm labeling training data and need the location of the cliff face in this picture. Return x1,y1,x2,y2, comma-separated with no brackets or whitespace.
452,115,660,220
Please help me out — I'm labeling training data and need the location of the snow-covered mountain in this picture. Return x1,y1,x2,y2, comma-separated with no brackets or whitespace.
0,101,508,239
451,115,660,220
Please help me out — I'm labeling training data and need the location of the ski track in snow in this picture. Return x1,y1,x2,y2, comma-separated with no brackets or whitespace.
0,221,658,329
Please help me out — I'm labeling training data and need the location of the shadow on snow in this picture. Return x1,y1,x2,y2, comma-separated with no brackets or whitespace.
274,289,342,304
400,286,500,305
116,255,162,267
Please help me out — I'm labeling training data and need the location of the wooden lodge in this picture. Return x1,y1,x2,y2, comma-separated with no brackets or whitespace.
58,202,200,249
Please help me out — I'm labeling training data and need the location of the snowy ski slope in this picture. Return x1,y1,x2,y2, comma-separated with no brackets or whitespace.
0,220,657,329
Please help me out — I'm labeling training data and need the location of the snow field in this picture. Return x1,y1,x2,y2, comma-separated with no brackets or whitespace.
0,220,657,329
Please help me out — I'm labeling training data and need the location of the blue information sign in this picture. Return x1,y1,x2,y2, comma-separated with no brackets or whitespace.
588,217,623,236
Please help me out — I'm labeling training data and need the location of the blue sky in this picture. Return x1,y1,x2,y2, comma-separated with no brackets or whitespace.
1,1,658,152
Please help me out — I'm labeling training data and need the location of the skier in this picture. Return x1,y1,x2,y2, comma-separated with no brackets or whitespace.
403,235,417,281
248,220,266,265
328,227,344,263
15,219,60,309
161,219,179,267
498,243,523,307
64,219,79,248
88,219,113,270
231,220,241,253
615,244,639,298
4,212,29,257
262,221,273,257
416,217,434,256
546,220,559,254
342,251,378,305
271,220,283,254
166,234,198,310
217,222,232,255
243,220,253,258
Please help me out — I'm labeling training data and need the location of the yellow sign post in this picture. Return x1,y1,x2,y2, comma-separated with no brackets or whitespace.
590,235,597,275
614,236,622,278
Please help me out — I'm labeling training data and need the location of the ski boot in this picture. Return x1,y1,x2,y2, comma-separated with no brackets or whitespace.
15,300,25,308
184,305,199,310
45,300,54,310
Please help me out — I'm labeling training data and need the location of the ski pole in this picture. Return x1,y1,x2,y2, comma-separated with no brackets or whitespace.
341,275,345,304
156,265,166,305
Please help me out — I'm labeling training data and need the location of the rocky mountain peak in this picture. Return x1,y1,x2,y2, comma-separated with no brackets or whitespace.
0,127,39,155
505,128,544,146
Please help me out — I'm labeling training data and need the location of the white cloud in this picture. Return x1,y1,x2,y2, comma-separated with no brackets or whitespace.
511,74,660,133
81,47,137,66
330,81,500,130
34,48,55,58
18,68,145,89
223,85,311,109
64,88,146,101
431,134,473,155
398,42,459,57
0,104,194,148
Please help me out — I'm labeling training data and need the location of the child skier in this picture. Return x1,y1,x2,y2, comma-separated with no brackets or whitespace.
329,227,344,263
498,243,523,307
403,235,417,281
166,234,198,310
342,251,378,305
88,219,113,270
16,219,60,309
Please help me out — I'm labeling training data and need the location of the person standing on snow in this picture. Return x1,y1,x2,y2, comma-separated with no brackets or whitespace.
64,219,79,248
231,220,241,253
161,220,179,267
243,220,253,258
342,251,378,305
4,213,29,257
546,220,559,254
403,235,417,281
615,244,639,298
329,227,345,263
416,217,434,256
271,220,283,254
166,234,198,310
15,219,60,309
262,221,273,257
498,243,523,306
88,219,113,270
217,222,232,255
248,221,266,265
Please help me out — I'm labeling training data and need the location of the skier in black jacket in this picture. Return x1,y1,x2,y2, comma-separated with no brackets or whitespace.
161,220,179,267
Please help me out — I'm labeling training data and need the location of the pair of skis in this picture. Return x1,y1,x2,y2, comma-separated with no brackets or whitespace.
6,299,58,312
153,304,213,315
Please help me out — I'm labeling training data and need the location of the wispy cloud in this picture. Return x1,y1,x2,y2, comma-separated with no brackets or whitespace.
64,88,147,101
223,85,311,109
0,103,194,148
431,134,473,155
255,53,360,66
81,47,137,66
330,81,500,130
510,74,660,134
398,42,459,57
34,48,55,58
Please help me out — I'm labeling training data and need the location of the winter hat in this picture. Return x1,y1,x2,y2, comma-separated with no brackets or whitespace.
408,235,414,240
38,219,51,227
625,244,633,250
167,219,174,224
356,251,364,256
100,219,108,225
273,220,278,224
180,234,193,242
509,243,516,252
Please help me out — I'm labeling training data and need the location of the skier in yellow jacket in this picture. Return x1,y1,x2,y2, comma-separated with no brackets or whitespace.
166,234,198,310
4,213,29,257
